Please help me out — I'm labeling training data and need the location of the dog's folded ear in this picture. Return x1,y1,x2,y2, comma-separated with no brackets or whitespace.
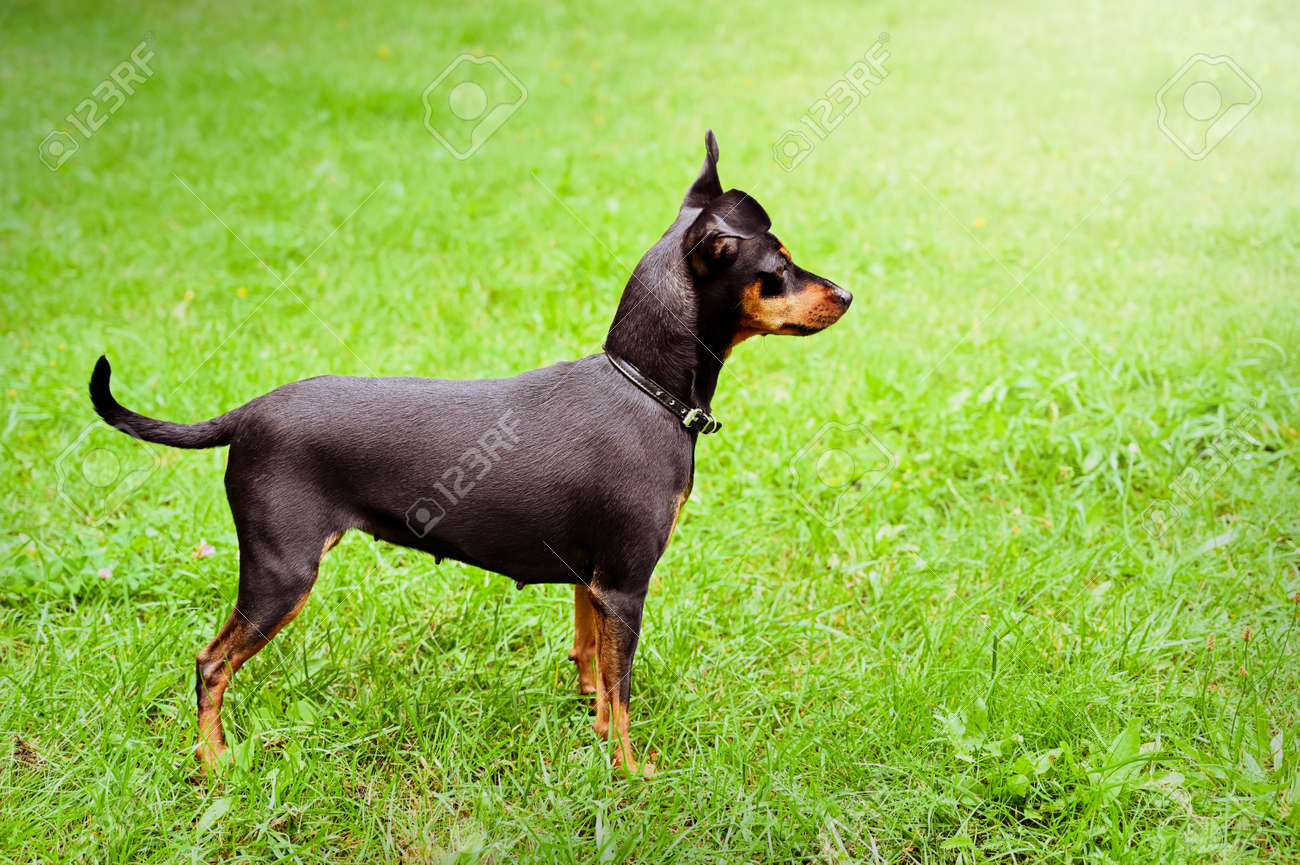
682,188,771,277
682,129,723,211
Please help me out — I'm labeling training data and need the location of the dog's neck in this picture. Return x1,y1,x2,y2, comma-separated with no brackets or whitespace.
603,236,729,413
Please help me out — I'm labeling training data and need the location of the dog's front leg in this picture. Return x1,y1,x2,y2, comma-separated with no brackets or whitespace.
587,582,653,775
569,585,599,699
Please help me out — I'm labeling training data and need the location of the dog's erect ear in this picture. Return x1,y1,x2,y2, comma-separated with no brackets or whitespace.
682,129,723,210
682,188,772,277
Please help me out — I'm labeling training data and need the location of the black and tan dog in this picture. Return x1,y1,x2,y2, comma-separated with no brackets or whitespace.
89,130,850,774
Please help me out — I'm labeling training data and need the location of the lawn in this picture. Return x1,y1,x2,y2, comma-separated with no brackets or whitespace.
2,0,1298,861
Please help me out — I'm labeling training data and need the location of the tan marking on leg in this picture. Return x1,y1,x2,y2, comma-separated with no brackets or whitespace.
666,484,692,547
568,584,598,696
609,697,653,775
196,658,231,768
591,600,611,739
590,599,654,776
195,588,314,773
263,591,312,642
320,531,344,561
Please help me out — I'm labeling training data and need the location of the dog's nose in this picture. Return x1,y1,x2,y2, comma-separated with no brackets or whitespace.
831,285,852,309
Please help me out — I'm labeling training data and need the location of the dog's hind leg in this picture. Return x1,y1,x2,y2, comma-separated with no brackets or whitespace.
195,522,343,772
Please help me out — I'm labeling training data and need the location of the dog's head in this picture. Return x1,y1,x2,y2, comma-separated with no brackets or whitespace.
678,130,851,350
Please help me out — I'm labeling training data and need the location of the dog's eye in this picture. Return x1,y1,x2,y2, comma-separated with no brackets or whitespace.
759,274,783,298
775,264,786,277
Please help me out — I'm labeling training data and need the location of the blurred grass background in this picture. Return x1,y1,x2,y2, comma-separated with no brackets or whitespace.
1,0,1298,861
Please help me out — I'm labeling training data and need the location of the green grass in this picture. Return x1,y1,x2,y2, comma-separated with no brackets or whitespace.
3,0,1299,861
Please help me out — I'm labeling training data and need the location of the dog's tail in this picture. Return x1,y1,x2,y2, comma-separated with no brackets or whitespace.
90,356,238,449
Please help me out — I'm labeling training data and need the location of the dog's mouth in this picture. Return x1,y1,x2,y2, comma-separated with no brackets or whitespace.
781,299,851,335
781,285,851,335
735,283,851,343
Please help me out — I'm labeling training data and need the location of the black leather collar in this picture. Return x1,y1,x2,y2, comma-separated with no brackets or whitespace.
603,351,722,435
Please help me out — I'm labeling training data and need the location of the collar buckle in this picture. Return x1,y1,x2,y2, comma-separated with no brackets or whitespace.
682,407,722,435
604,350,723,435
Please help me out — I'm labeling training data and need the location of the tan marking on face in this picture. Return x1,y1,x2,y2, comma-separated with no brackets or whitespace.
778,244,791,261
728,278,848,349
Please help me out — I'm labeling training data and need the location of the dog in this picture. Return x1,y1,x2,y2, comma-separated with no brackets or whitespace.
89,130,851,775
